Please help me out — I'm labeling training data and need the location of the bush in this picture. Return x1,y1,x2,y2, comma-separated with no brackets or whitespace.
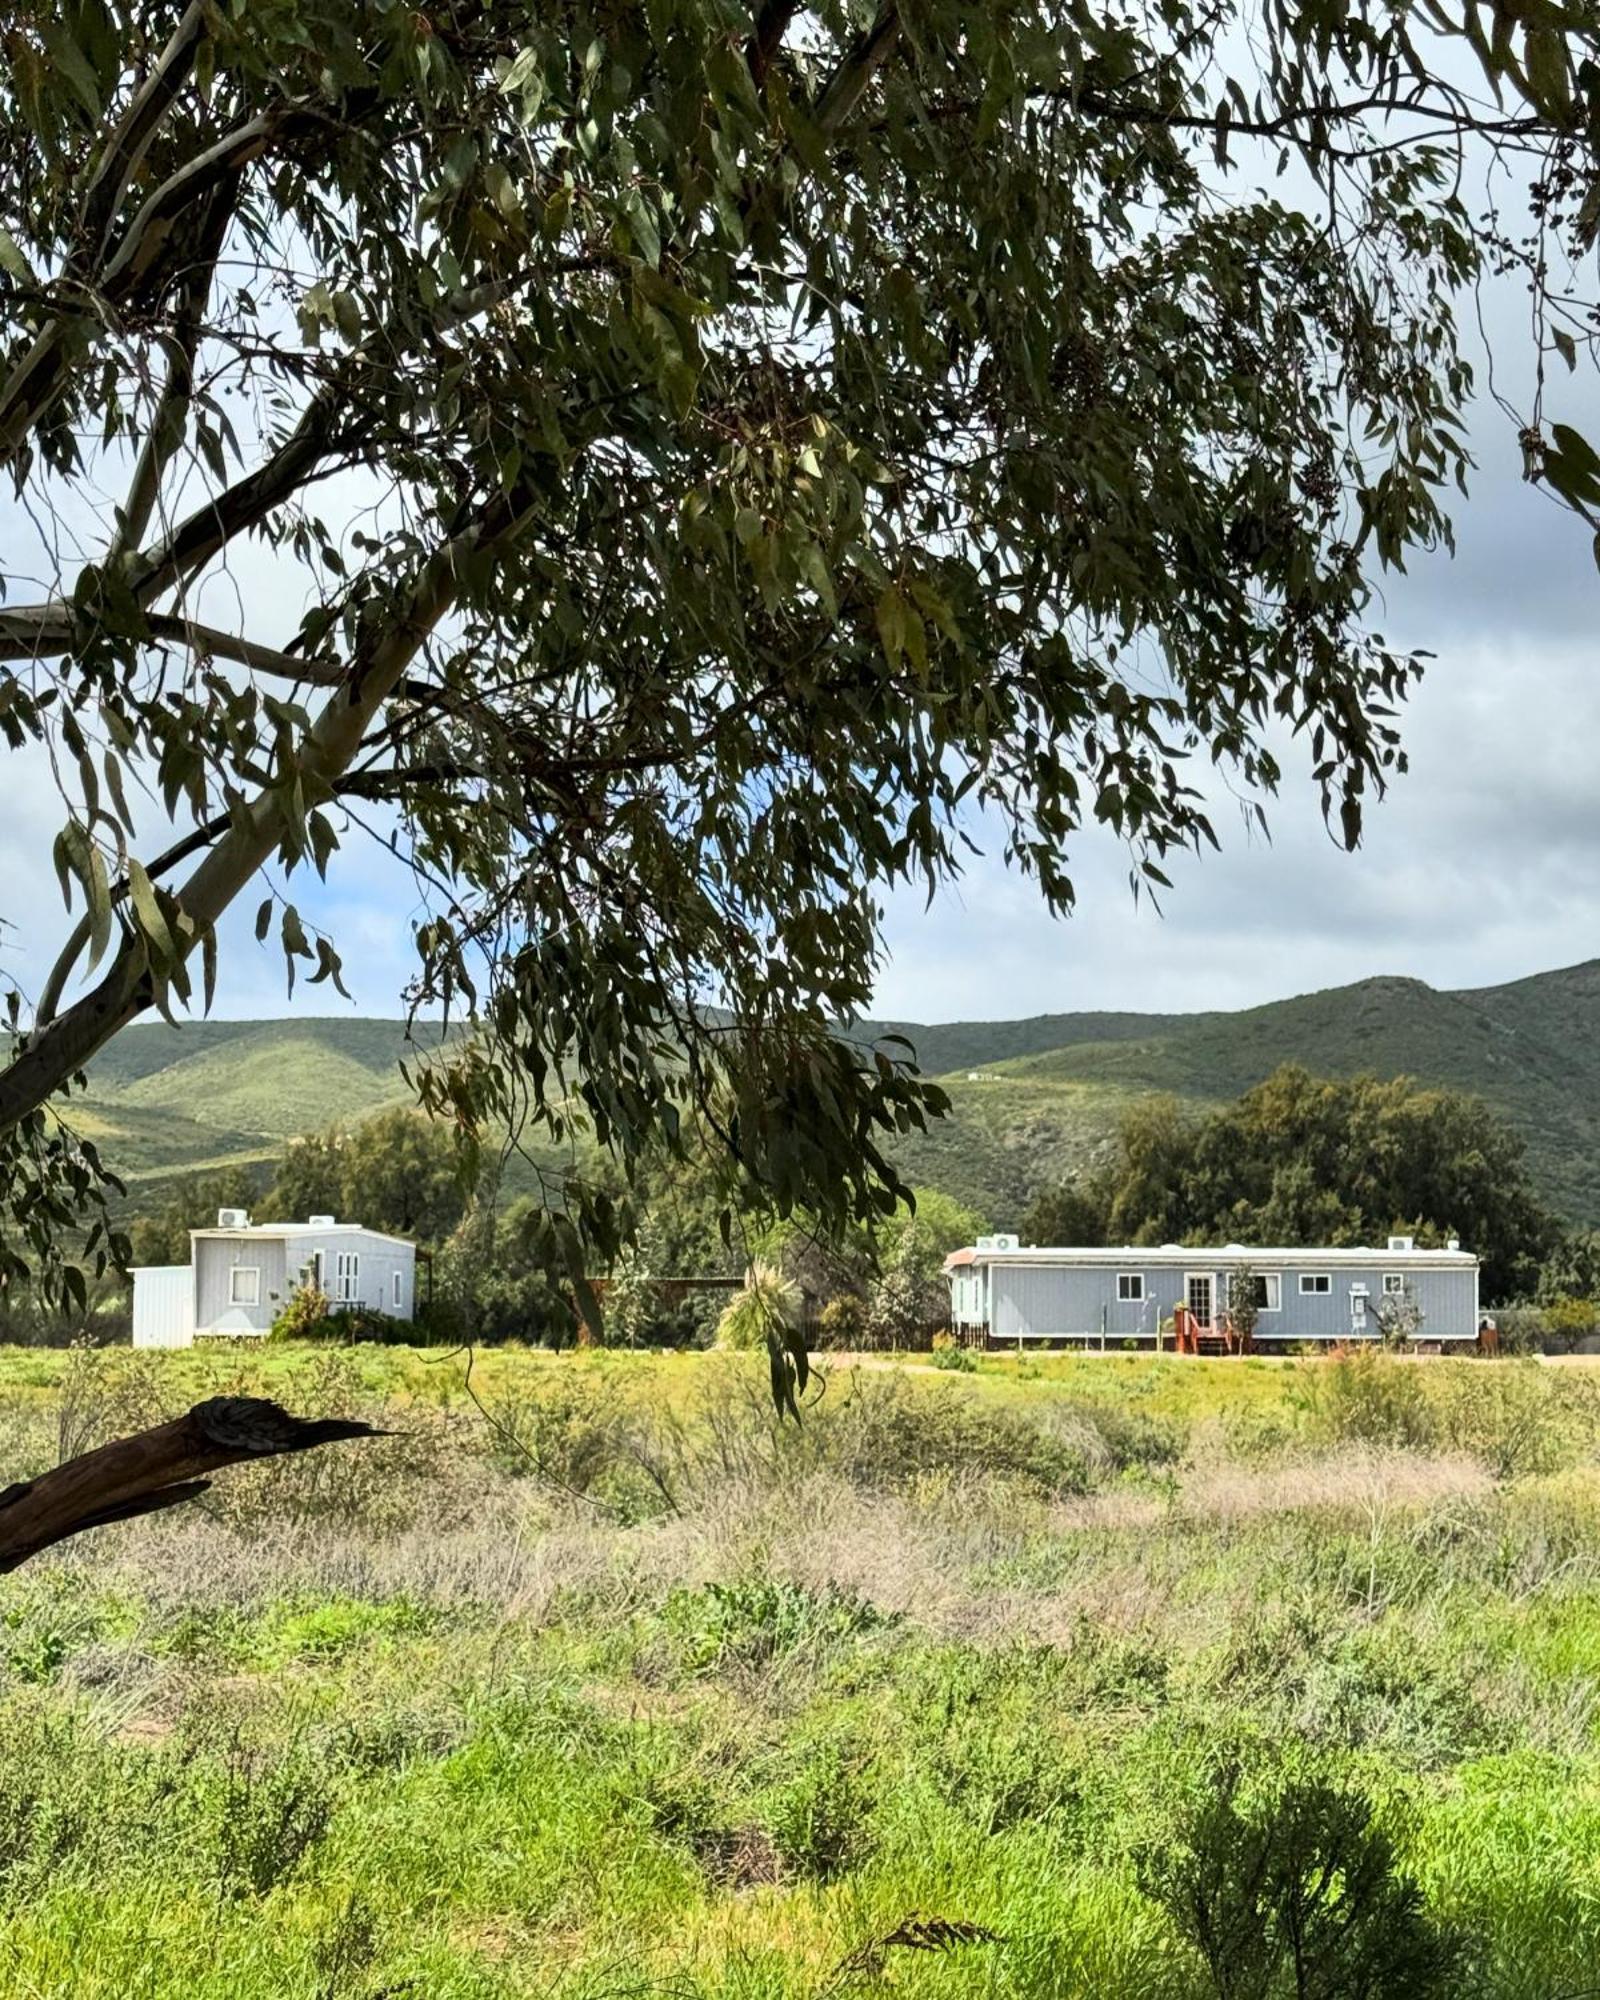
269,1283,332,1341
1139,1766,1465,1999
1309,1349,1434,1451
1430,1361,1598,1479
716,1261,801,1351
815,1294,867,1349
930,1343,977,1372
664,1578,891,1675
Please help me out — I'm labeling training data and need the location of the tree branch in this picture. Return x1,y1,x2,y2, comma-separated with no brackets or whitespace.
0,486,533,1134
72,0,209,276
108,178,237,563
747,0,797,88
814,5,902,136
0,1397,382,1572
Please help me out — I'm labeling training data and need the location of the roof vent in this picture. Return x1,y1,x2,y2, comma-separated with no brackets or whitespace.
1387,1234,1415,1253
217,1208,249,1229
308,1215,336,1228
1446,1237,1461,1252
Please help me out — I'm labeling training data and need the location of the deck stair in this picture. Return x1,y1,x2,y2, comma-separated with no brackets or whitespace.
1171,1305,1251,1357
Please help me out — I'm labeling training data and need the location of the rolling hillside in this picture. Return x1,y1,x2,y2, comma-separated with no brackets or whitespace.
62,961,1600,1225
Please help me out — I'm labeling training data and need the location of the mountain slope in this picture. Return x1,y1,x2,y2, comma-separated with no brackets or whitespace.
69,962,1600,1223
867,963,1600,1224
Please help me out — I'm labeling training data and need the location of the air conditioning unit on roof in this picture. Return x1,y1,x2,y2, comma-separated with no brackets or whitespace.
1387,1235,1415,1252
217,1208,249,1229
308,1215,336,1228
976,1233,1020,1252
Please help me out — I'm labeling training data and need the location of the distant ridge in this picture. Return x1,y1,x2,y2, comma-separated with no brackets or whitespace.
73,962,1600,1224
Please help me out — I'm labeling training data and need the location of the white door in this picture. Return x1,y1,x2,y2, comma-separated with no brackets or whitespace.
1186,1273,1213,1327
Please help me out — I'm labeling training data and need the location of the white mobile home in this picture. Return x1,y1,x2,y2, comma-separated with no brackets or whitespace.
133,1209,417,1348
946,1235,1481,1350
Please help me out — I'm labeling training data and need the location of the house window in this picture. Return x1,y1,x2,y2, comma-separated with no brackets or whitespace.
309,1249,325,1294
1383,1273,1406,1296
335,1251,360,1304
1252,1274,1282,1313
230,1266,260,1306
1117,1273,1145,1302
1299,1273,1332,1295
392,1270,403,1310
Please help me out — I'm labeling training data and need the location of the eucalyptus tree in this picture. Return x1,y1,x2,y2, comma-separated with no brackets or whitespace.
2,0,1596,1351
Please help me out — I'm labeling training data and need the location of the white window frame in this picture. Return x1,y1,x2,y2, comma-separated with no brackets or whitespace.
392,1270,403,1311
1254,1273,1282,1314
1299,1272,1332,1296
1383,1272,1406,1296
1116,1272,1145,1302
229,1265,261,1306
335,1250,361,1305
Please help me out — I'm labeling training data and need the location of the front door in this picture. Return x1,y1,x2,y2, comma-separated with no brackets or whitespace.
1186,1273,1213,1328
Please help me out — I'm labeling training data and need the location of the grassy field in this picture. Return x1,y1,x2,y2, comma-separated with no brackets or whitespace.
5,1345,1600,1996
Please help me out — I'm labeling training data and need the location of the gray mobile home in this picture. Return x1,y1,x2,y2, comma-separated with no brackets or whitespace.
133,1209,417,1347
946,1235,1480,1349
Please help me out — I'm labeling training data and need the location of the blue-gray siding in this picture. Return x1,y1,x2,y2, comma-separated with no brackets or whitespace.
977,1260,1478,1342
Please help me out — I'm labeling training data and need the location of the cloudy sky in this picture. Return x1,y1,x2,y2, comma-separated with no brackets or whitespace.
4,230,1598,1030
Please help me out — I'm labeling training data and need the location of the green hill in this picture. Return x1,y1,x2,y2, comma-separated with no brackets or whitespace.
63,961,1600,1225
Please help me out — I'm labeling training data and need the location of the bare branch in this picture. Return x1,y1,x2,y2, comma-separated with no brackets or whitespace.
814,5,902,136
72,1,210,275
0,1396,381,1572
747,0,797,88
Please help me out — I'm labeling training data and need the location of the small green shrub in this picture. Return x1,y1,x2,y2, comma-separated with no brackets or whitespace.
664,1577,892,1674
930,1343,977,1372
1140,1766,1467,1999
269,1282,332,1341
815,1294,867,1348
764,1745,875,1879
1430,1361,1598,1479
1309,1348,1434,1450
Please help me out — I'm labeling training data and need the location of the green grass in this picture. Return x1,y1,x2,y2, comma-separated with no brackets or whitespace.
6,1346,1600,1993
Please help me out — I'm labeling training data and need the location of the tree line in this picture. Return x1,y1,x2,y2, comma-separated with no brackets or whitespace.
1022,1066,1575,1309
47,1062,1581,1351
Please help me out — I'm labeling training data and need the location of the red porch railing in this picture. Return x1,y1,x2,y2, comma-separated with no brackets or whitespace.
1170,1304,1253,1356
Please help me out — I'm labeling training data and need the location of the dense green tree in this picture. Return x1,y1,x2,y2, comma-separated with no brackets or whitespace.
1020,1179,1110,1249
877,1188,988,1283
3,0,1596,1341
1100,1066,1557,1300
1538,1230,1600,1307
263,1107,468,1243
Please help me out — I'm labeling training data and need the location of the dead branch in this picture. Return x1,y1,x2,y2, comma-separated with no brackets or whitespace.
0,1395,383,1573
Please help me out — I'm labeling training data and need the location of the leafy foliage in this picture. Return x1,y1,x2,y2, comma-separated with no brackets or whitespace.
1140,1769,1464,2000
1042,1065,1557,1301
0,0,1566,1319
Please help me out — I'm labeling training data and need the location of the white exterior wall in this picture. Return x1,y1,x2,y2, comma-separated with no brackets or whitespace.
282,1228,415,1318
132,1266,195,1348
136,1223,416,1347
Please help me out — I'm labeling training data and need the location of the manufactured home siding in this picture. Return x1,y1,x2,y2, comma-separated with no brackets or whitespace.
977,1254,1479,1344
992,1265,1160,1341
195,1236,288,1335
131,1266,194,1348
280,1229,414,1318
